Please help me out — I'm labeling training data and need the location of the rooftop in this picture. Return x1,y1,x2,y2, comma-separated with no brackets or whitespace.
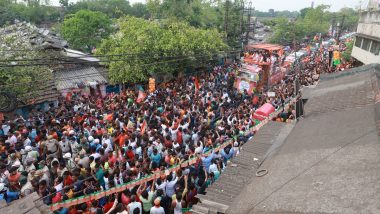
227,64,380,214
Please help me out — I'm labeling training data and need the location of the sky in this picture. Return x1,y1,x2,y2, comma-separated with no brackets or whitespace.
60,0,364,12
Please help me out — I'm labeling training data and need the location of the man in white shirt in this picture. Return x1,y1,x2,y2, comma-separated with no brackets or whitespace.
127,195,142,214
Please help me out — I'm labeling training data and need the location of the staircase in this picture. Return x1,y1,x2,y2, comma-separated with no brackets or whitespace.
0,192,52,214
191,122,289,214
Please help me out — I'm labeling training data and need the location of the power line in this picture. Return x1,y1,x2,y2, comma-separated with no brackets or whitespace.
0,49,233,63
0,51,236,89
0,51,238,68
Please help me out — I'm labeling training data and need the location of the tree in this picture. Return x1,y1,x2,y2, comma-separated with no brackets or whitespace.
299,7,311,19
59,0,69,7
0,0,60,26
97,17,228,83
61,10,112,51
269,17,304,45
130,3,149,18
146,0,160,19
336,7,359,31
66,0,133,19
269,5,332,44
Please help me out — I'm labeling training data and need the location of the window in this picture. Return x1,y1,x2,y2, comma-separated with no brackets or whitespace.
355,37,363,47
370,40,380,56
362,38,371,51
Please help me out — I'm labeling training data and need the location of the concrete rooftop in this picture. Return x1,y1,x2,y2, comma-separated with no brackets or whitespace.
227,64,380,214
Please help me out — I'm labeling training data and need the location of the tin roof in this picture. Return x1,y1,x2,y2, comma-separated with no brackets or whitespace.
54,66,107,91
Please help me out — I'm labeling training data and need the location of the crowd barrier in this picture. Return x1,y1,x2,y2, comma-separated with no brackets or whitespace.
49,97,298,211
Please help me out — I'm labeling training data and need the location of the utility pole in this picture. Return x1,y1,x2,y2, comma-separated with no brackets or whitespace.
245,1,253,46
224,0,230,40
336,15,346,42
331,14,336,38
239,0,245,50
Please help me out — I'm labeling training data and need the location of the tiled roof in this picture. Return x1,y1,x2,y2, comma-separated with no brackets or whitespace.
18,77,60,107
54,67,108,90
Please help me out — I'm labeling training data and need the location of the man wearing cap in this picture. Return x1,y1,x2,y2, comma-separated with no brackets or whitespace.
44,135,61,159
59,136,71,155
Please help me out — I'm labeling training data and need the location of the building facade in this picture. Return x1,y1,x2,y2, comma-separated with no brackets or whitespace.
352,10,380,64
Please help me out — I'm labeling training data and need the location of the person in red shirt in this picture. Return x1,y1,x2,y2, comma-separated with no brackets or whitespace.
63,171,73,186
7,166,21,191
176,127,183,144
125,146,135,161
103,195,116,213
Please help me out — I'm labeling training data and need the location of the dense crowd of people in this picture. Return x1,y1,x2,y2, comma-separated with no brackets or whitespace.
0,38,350,214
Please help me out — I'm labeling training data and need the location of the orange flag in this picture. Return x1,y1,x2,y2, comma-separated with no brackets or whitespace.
105,113,113,121
140,120,147,135
194,77,200,90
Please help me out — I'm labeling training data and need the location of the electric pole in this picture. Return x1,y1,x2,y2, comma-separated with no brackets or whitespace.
331,14,336,38
245,1,253,46
336,15,346,42
239,0,245,49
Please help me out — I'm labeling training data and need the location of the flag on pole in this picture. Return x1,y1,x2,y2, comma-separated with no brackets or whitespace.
136,90,146,103
140,120,147,135
105,113,113,121
194,77,200,91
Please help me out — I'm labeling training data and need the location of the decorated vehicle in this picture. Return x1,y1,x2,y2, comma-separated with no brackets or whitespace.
241,43,285,92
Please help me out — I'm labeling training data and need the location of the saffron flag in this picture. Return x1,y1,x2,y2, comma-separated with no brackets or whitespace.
194,77,200,90
105,113,113,121
278,49,284,57
136,90,146,103
140,120,147,135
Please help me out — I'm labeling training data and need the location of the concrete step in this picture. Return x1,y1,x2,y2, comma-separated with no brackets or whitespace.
204,191,234,202
198,197,230,213
206,188,236,199
190,209,207,214
192,204,209,214
216,175,248,186
196,194,233,207
209,182,243,194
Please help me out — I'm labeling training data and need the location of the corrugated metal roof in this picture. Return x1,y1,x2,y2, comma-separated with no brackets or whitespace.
54,67,108,91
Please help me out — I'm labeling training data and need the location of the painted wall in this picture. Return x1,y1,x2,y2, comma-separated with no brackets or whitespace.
352,46,380,64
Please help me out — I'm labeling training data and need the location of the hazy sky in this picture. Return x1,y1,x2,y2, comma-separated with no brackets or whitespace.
61,0,364,12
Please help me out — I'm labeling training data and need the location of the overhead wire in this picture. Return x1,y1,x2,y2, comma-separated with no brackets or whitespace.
0,50,239,68
0,51,234,89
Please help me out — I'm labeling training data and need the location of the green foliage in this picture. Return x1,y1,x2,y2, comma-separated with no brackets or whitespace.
61,10,112,51
335,7,359,31
0,0,60,26
269,17,304,45
300,5,331,36
97,17,228,83
67,0,133,19
269,5,358,45
342,41,354,61
269,5,331,44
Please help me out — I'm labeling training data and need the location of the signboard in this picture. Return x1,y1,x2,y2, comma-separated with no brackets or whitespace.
238,80,251,91
235,78,257,95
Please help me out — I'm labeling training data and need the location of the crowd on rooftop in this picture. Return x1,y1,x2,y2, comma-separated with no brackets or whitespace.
0,37,351,214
